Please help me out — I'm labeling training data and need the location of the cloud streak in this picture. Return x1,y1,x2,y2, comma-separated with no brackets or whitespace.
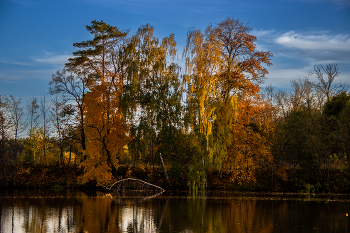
283,0,350,7
0,69,56,82
275,32,350,51
32,54,70,65
0,59,31,66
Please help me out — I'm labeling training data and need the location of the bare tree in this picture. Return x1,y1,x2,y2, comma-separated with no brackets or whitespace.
39,94,51,163
27,97,39,140
51,94,65,166
262,85,292,118
274,89,291,118
50,93,76,166
6,96,25,143
312,63,347,102
5,95,27,185
262,85,275,102
289,77,314,109
49,69,87,151
0,95,10,185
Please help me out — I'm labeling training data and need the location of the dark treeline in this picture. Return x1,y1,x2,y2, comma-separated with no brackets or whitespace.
0,18,349,193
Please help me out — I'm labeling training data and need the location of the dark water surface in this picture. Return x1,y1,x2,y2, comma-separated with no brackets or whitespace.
1,189,350,233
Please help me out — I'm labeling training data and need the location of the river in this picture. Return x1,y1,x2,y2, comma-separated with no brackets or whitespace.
1,189,349,232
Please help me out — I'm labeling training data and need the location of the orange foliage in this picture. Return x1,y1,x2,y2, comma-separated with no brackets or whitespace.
225,96,274,186
78,77,129,186
213,17,273,99
65,21,130,186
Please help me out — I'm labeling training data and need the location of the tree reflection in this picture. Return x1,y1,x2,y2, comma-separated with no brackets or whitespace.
1,190,350,233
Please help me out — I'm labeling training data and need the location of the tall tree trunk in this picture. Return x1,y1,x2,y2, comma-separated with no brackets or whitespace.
1,161,8,187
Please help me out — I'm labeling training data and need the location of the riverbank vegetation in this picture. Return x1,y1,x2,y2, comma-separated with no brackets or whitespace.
0,17,349,193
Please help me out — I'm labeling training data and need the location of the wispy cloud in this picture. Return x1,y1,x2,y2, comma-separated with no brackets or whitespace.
251,29,350,88
283,0,350,7
274,31,350,64
331,0,350,6
0,53,69,82
275,32,350,51
7,0,39,7
0,59,31,66
263,66,312,88
1,53,70,67
264,65,350,88
32,53,70,65
0,69,55,82
252,29,275,38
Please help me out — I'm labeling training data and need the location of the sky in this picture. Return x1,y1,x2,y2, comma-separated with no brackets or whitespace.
0,0,349,102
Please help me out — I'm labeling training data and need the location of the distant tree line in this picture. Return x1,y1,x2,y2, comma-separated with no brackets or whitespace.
0,18,349,193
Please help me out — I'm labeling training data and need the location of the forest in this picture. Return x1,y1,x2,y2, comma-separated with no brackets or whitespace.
0,17,349,193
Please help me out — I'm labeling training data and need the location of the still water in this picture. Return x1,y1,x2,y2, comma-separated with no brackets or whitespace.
1,189,350,233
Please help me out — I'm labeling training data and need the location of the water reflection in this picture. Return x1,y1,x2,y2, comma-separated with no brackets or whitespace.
1,190,350,233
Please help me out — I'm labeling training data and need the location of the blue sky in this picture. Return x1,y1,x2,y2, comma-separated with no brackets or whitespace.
1,0,349,101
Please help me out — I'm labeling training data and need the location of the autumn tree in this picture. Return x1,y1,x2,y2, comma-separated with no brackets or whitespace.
213,17,273,189
226,97,274,187
211,17,273,99
67,20,129,186
183,17,273,191
183,20,235,191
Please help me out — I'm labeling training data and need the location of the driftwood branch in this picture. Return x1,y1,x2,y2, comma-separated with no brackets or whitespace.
160,153,172,186
106,178,165,191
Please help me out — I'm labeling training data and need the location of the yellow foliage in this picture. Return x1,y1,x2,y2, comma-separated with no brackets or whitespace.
78,150,114,187
17,167,31,176
63,151,76,163
277,165,288,182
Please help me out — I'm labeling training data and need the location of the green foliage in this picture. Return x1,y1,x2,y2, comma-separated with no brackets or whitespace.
272,92,350,192
187,160,207,194
334,102,350,165
276,107,324,169
66,20,127,74
323,92,350,117
300,183,315,194
121,24,183,183
24,126,52,164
